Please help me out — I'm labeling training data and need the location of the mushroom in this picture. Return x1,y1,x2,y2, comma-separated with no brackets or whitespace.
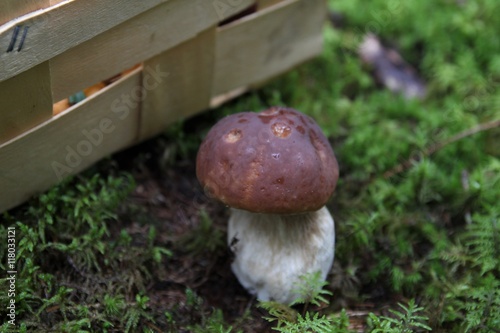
196,107,339,304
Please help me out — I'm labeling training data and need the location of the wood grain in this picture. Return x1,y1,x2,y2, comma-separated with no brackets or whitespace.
0,67,142,212
213,0,326,95
139,26,217,141
0,61,53,144
257,0,283,9
0,0,49,26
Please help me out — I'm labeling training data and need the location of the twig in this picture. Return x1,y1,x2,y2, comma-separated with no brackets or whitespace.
383,119,500,179
145,321,163,332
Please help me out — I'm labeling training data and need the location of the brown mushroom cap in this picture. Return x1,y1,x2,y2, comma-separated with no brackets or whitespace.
196,107,339,214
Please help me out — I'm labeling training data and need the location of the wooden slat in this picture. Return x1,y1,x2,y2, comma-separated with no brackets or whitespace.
0,67,142,212
0,61,53,144
0,0,169,82
0,0,49,26
49,0,251,102
213,0,326,95
139,26,217,141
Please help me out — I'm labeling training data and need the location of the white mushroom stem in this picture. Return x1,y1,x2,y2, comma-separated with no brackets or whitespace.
227,206,335,304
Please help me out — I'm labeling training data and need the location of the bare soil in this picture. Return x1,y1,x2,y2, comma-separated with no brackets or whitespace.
112,133,278,332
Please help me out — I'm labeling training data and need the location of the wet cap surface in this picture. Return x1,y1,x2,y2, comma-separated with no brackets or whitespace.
196,107,339,214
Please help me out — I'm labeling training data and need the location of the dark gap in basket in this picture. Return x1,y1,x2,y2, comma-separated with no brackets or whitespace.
218,3,257,27
52,63,142,116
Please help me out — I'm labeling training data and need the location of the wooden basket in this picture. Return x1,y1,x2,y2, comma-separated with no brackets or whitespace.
0,0,326,212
